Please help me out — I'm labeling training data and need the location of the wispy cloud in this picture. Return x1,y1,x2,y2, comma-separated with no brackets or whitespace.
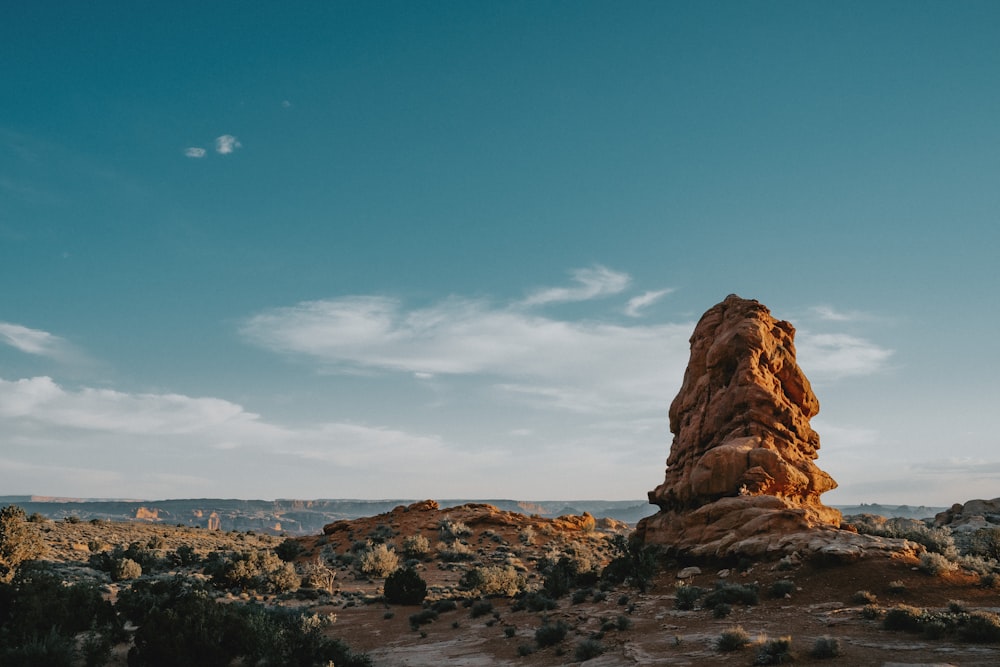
522,266,630,306
809,305,868,322
624,289,674,317
215,135,242,155
241,293,693,414
184,147,207,158
0,322,79,362
795,332,894,379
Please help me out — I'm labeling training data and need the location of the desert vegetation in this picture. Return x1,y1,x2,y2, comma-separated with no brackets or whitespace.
7,500,1000,665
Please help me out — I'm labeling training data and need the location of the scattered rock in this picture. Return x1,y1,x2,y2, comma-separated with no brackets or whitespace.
676,566,702,579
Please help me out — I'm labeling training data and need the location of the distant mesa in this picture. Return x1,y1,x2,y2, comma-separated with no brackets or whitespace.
638,295,915,560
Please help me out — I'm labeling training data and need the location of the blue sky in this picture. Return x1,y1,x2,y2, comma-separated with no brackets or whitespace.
2,2,998,504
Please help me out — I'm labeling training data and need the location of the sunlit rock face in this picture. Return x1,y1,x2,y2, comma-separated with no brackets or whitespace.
637,295,849,558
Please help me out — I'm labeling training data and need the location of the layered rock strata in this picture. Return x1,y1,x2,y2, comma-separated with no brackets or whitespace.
637,295,911,560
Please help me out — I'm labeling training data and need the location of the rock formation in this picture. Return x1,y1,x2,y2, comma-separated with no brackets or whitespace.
638,295,913,560
934,498,1000,532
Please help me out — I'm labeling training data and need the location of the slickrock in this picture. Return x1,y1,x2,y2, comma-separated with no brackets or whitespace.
637,295,915,560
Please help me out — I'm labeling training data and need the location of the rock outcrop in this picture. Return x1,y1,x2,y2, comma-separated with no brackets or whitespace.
934,498,1000,532
638,295,913,560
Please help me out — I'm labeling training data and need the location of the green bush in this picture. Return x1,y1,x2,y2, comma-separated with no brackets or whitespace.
810,635,842,658
213,550,300,593
674,584,704,610
768,579,795,598
0,563,121,664
383,566,427,605
601,534,659,593
534,620,569,647
408,609,438,629
512,591,557,612
274,538,306,562
470,599,494,618
883,605,926,633
574,638,604,661
754,636,793,664
960,610,1000,643
704,581,759,609
715,625,750,652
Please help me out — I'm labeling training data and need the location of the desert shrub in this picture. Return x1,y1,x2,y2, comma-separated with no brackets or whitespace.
713,602,732,618
298,560,337,593
438,517,472,541
111,557,143,581
0,627,76,667
601,534,660,592
274,538,306,562
571,588,591,604
470,599,494,618
408,609,438,629
213,550,301,593
368,524,396,544
852,590,877,604
919,551,958,576
958,554,996,575
460,565,524,597
517,643,535,656
923,619,949,639
402,535,431,559
170,544,200,566
883,605,926,633
519,527,536,545
384,566,427,605
0,563,121,663
64,515,81,524
715,625,750,652
124,583,371,667
431,599,457,613
437,540,474,562
948,599,967,613
0,505,46,582
887,579,907,594
965,527,1000,560
534,619,570,647
358,543,400,578
574,638,604,661
982,573,1000,588
768,579,795,598
861,604,880,620
674,584,704,610
541,556,580,598
513,591,558,612
146,535,166,550
503,625,516,638
960,610,1000,643
852,516,957,557
810,635,842,658
754,635,793,664
704,581,759,609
